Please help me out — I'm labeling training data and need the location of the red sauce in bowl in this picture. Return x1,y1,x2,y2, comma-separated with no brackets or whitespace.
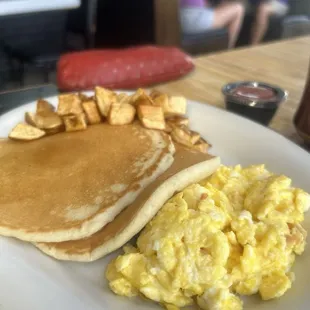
232,86,277,101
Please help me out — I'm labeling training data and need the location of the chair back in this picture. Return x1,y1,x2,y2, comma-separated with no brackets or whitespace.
0,11,68,58
154,0,182,46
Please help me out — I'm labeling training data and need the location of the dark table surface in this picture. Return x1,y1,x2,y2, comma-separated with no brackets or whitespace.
0,84,58,115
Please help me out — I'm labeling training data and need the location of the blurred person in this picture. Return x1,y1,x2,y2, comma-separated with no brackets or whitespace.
250,0,289,45
180,0,245,48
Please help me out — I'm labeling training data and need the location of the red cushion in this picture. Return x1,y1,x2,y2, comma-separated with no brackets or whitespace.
57,46,194,91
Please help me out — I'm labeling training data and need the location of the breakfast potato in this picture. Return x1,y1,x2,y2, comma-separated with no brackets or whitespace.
82,99,102,124
132,92,154,107
25,112,38,127
9,123,46,141
25,110,64,134
193,138,210,153
149,89,163,99
95,86,117,118
152,93,169,113
79,93,93,102
166,96,187,116
36,99,55,116
108,103,136,125
117,93,132,104
137,105,165,130
57,94,83,116
163,123,173,133
129,88,145,105
171,126,200,147
63,113,87,132
167,116,189,127
153,95,187,117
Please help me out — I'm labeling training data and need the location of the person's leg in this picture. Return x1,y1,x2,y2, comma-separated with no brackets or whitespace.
251,2,273,45
212,2,245,48
180,7,214,34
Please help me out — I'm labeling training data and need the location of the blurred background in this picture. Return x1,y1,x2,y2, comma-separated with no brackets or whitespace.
0,0,310,92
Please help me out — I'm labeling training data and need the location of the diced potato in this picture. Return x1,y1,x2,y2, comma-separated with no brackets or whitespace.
25,112,38,127
63,113,87,132
193,138,210,153
95,86,117,118
117,93,130,104
153,95,187,117
36,99,55,116
137,105,165,130
108,103,136,125
149,89,163,99
129,88,146,105
153,93,169,110
163,123,173,133
132,93,154,107
166,96,187,116
167,116,189,127
44,126,65,135
171,126,200,147
57,94,83,116
82,99,102,124
25,110,64,133
25,111,64,134
79,93,92,102
9,123,46,141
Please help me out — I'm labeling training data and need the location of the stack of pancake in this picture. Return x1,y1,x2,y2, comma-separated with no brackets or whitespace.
0,123,220,262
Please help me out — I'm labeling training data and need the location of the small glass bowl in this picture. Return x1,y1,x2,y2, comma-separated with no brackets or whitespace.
222,81,288,126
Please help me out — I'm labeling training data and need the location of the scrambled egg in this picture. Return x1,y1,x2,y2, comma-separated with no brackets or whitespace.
106,165,310,310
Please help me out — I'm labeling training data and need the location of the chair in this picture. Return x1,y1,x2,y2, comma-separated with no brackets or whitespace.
154,0,229,55
237,0,310,46
0,10,68,85
282,16,310,39
66,0,98,50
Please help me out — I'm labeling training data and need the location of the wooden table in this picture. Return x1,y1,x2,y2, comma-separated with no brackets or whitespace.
156,36,310,145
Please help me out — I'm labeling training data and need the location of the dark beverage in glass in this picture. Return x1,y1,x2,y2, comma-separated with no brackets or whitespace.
294,65,310,146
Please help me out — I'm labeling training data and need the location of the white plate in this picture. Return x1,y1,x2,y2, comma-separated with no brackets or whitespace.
0,94,309,310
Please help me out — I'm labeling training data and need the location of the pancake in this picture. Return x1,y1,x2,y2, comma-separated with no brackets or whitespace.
0,123,175,242
36,147,220,261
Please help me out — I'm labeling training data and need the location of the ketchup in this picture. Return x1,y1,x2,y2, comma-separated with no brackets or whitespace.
232,86,277,101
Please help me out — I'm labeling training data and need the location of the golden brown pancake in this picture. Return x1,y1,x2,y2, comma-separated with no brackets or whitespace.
36,147,220,261
0,123,175,242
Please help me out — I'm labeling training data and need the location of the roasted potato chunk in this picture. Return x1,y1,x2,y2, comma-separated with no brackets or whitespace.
82,99,102,124
193,138,210,153
129,88,145,105
25,111,63,134
153,95,187,117
95,86,117,118
79,93,92,102
9,123,46,141
171,126,200,147
149,89,163,99
25,112,38,127
117,93,130,104
108,103,136,125
132,92,154,107
163,123,173,133
167,116,189,127
36,99,55,116
152,94,171,116
137,105,165,130
165,96,187,116
63,113,87,132
57,94,83,116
